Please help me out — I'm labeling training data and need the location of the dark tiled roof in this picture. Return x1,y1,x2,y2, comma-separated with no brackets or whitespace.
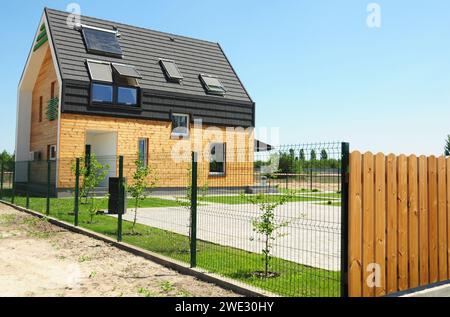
45,8,253,103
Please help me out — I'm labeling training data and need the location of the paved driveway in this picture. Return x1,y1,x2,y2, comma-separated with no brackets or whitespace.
118,200,341,271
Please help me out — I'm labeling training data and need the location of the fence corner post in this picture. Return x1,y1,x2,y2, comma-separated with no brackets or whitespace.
190,152,198,268
117,156,124,242
340,142,350,298
74,158,80,226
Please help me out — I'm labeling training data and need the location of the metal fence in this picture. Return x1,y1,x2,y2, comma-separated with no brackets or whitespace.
0,142,349,297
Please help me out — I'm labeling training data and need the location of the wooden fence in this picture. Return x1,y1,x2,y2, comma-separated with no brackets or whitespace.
348,152,450,297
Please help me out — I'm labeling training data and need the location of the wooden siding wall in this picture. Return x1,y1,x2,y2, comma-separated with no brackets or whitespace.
30,45,59,160
58,113,254,189
348,152,450,297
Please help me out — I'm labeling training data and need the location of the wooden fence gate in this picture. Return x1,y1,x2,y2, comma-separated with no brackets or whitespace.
348,152,450,297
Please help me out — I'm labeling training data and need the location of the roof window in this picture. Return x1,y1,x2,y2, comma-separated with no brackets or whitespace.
160,59,184,83
199,74,226,96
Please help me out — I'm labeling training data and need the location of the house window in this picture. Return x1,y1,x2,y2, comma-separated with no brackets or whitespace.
91,83,113,103
39,96,43,122
51,81,56,99
160,59,183,83
47,145,57,161
199,74,227,96
210,143,226,175
171,114,189,137
138,138,149,166
117,87,138,106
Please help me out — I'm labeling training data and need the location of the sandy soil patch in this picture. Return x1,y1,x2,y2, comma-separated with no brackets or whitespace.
0,203,238,298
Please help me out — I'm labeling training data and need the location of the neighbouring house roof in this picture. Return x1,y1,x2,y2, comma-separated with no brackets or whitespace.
45,8,253,104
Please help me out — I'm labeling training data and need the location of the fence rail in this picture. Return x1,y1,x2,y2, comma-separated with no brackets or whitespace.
348,152,450,297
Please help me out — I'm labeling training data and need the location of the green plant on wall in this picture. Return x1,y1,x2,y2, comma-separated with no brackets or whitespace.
46,97,59,121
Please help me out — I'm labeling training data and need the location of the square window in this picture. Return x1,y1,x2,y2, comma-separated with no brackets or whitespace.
171,114,189,137
91,83,113,103
210,143,226,175
117,87,138,106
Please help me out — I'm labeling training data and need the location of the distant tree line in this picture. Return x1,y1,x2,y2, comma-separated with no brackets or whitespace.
255,148,340,175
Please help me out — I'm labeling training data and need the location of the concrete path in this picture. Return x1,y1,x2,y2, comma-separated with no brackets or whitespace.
118,201,341,271
403,283,450,297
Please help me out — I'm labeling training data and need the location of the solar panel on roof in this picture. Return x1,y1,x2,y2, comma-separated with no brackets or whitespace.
82,26,123,58
160,60,183,82
112,63,142,79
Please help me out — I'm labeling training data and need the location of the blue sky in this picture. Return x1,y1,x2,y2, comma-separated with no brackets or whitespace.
1,0,450,155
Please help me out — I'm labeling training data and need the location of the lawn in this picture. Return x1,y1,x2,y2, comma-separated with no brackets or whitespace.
2,194,340,297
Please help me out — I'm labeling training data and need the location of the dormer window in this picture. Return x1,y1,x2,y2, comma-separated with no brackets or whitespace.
160,59,183,83
199,74,226,96
81,25,123,58
87,60,141,107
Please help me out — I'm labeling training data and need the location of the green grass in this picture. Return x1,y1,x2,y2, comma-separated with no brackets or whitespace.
9,195,180,215
3,194,340,297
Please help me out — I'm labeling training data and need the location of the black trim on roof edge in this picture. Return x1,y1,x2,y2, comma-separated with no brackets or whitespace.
44,8,63,86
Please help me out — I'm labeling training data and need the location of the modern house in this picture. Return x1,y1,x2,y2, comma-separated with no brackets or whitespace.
16,8,255,196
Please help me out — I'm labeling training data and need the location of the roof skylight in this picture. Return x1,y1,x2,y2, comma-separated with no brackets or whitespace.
160,60,184,83
199,74,226,96
112,63,142,79
86,60,113,82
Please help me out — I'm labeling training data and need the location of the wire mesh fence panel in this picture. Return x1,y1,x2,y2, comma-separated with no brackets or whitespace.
117,153,192,264
194,143,343,297
0,141,346,297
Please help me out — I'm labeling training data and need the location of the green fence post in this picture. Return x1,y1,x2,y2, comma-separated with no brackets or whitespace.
0,161,3,200
117,156,124,242
11,161,15,205
46,160,51,215
26,162,31,209
190,152,198,268
340,142,350,298
74,158,80,226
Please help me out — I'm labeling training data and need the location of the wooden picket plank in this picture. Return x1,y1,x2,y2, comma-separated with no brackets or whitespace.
374,153,386,296
397,155,408,291
408,155,419,288
437,156,448,281
386,154,398,294
348,151,363,297
418,155,429,286
428,156,439,283
362,152,375,297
